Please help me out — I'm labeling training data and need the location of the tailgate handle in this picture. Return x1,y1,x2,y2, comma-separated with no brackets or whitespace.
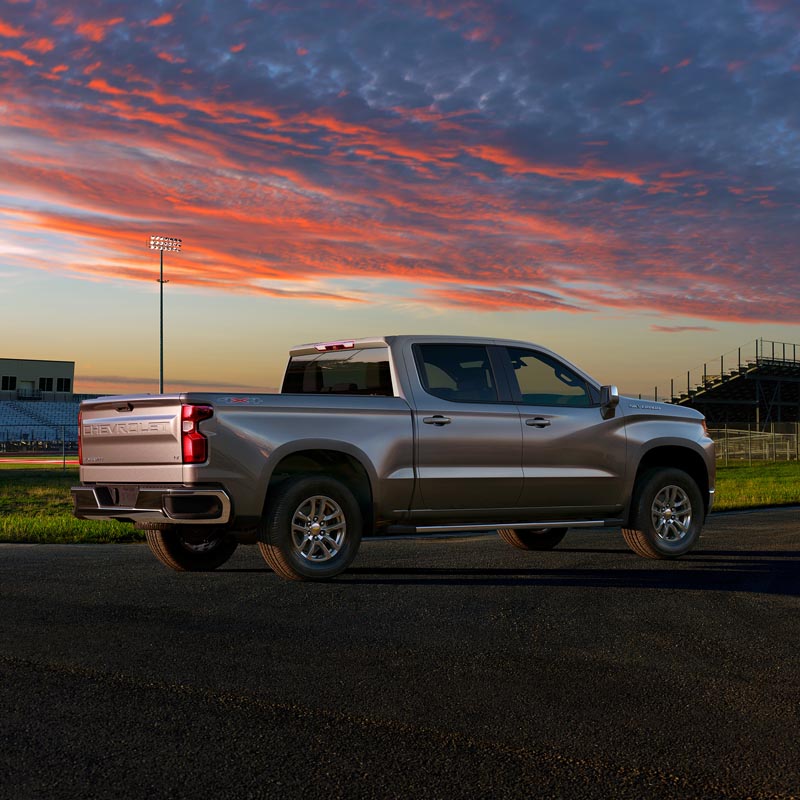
423,415,452,426
525,417,551,428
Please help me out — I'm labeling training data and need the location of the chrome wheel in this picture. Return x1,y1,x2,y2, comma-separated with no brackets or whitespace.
291,495,347,562
651,485,692,543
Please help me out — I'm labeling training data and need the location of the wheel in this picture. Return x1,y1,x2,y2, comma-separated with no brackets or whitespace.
142,526,238,571
497,527,568,550
622,468,704,559
258,475,362,581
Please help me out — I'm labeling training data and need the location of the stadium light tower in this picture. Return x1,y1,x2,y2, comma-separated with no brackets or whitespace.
148,235,182,393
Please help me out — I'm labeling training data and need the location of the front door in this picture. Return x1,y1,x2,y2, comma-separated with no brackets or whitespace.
502,346,628,516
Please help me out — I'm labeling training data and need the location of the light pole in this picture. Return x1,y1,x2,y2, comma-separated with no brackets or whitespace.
148,235,182,393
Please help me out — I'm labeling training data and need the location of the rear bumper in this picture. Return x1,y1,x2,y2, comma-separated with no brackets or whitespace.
72,485,232,525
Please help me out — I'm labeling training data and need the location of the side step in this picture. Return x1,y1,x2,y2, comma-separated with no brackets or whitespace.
385,519,622,535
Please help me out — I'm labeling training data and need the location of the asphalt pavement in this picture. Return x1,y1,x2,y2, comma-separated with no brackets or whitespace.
1,508,798,799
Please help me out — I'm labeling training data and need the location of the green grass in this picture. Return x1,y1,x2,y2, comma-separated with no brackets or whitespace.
0,468,143,544
0,462,797,544
714,461,800,512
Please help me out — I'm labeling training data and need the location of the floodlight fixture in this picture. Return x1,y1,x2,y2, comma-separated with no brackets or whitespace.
149,235,182,252
148,234,183,393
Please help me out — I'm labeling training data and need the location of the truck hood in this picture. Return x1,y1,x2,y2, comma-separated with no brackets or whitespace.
619,396,704,421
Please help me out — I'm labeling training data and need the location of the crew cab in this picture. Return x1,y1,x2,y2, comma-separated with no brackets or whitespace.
73,336,715,580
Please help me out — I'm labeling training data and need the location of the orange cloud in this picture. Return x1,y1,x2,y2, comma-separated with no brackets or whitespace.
427,287,586,313
76,17,125,43
467,144,646,186
148,13,174,27
87,77,127,96
0,48,37,66
651,325,716,333
157,52,186,64
23,37,55,53
0,19,25,37
622,91,653,106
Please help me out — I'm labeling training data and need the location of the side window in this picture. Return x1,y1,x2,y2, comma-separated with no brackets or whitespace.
506,348,591,408
416,344,498,403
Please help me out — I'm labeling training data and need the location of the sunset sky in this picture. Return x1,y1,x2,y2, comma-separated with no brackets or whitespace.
1,0,798,398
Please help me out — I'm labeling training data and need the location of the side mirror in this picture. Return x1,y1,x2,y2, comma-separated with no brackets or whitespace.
600,385,619,419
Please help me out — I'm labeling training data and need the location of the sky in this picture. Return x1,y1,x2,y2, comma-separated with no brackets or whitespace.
1,0,798,398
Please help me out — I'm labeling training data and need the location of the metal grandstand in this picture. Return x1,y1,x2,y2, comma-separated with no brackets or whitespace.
670,338,800,429
0,401,81,454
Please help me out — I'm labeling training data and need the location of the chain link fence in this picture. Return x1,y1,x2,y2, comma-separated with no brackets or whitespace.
710,425,800,464
0,425,79,471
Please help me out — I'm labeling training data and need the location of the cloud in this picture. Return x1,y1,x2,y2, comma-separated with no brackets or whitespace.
0,0,797,328
650,325,718,333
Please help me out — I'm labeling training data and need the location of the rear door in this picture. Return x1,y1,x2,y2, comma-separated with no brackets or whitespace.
412,343,522,511
500,346,627,516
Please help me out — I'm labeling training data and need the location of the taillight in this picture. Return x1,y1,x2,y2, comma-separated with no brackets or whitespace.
182,405,213,464
314,341,355,351
78,410,83,465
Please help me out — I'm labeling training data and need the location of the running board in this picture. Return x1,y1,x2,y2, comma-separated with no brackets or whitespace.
386,519,621,535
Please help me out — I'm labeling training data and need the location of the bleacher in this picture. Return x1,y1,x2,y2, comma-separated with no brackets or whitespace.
0,400,80,447
673,339,800,428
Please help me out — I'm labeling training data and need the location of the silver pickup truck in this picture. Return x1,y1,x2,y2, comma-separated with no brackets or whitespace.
73,335,715,580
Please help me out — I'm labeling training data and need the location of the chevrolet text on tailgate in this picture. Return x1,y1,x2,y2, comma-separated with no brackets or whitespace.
72,335,715,581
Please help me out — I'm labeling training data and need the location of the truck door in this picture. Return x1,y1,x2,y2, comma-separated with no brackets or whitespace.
411,343,523,511
501,346,627,516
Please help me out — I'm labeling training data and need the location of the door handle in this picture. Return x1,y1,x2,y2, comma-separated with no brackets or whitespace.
423,415,452,426
525,417,551,428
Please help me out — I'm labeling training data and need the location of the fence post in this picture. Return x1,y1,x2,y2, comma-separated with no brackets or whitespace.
61,425,66,473
724,426,729,467
748,424,752,466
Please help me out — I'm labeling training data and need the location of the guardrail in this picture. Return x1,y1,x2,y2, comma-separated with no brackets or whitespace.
710,426,799,464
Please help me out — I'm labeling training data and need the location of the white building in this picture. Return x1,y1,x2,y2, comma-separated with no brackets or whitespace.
0,358,75,401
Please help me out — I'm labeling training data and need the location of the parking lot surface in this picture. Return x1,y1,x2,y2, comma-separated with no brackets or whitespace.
1,508,798,799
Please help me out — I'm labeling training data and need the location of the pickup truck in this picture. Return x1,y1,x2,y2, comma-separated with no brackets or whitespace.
73,335,715,580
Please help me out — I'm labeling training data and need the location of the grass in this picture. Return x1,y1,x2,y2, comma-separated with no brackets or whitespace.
714,461,800,512
0,461,797,544
0,468,142,544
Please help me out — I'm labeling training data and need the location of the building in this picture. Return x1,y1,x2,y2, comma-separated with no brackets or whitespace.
0,358,75,402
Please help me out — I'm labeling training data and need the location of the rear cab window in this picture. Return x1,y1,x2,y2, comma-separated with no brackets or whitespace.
282,347,394,396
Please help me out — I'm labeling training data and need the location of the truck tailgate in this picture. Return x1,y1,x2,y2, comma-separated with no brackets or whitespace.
79,395,184,483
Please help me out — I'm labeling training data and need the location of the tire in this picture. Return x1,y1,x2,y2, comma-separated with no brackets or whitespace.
622,468,704,559
143,526,238,572
497,527,568,551
258,475,362,581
